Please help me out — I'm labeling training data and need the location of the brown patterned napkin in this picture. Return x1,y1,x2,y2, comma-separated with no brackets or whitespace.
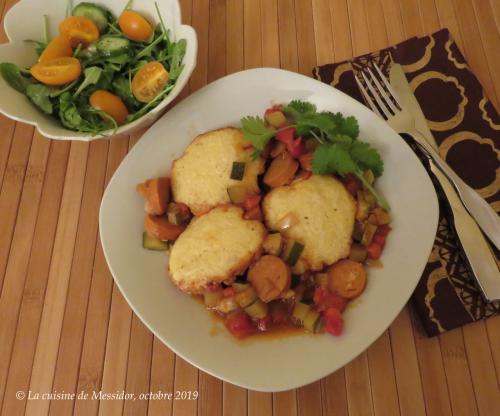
312,29,500,336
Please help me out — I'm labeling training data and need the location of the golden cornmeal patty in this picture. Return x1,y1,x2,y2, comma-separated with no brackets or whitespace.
263,175,356,272
171,127,264,216
168,205,266,294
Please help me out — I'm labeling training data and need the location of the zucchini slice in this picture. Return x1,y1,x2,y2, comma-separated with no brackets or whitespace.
232,282,250,293
292,302,310,324
142,232,170,251
262,233,283,256
349,243,368,262
245,299,268,319
97,36,130,57
235,287,257,308
204,291,223,308
284,241,304,266
303,309,321,333
72,2,109,32
227,185,248,204
230,161,246,180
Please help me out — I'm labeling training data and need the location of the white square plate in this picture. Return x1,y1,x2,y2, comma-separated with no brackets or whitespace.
99,68,439,392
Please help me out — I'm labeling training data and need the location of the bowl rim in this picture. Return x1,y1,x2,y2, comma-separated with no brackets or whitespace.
0,0,198,141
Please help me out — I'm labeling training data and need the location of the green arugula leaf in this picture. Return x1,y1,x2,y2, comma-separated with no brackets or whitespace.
168,39,186,81
0,63,31,94
350,141,384,177
240,116,276,157
26,84,56,114
112,76,141,111
73,66,102,97
59,92,84,130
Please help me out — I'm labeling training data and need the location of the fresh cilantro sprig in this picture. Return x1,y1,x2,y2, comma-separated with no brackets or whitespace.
240,99,389,210
240,116,277,159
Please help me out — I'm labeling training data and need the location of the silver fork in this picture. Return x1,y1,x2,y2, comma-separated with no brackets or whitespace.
355,63,500,301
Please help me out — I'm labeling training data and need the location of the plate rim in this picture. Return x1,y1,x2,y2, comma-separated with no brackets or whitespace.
99,67,440,392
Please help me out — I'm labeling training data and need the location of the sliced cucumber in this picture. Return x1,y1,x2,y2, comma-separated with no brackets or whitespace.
230,161,246,180
142,232,170,251
73,2,109,32
79,42,98,59
97,36,130,57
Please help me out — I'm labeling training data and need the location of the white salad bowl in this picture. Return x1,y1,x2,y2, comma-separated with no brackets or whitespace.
100,68,439,392
0,0,197,140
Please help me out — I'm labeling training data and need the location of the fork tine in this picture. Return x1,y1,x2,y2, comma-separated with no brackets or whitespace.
360,71,391,118
354,74,383,118
373,63,401,108
366,67,398,113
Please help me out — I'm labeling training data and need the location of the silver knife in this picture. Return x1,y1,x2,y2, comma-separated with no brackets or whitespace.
389,63,500,301
389,65,500,252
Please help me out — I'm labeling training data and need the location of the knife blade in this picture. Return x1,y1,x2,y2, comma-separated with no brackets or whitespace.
389,64,438,150
389,63,500,301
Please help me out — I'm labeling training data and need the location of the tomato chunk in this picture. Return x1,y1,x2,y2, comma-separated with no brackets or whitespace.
324,307,344,336
313,287,347,312
342,174,361,196
264,104,282,115
276,127,305,158
225,311,256,339
367,242,383,259
242,193,261,211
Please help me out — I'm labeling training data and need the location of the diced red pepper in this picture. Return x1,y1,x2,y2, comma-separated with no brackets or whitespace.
367,242,383,259
372,234,386,247
342,174,361,196
206,282,221,292
225,310,256,339
270,301,290,325
295,170,312,181
377,224,391,237
264,104,282,115
244,205,263,221
298,152,314,171
223,287,236,297
276,127,295,144
257,315,271,332
242,193,261,211
314,287,347,313
324,307,344,336
175,202,191,216
276,127,305,158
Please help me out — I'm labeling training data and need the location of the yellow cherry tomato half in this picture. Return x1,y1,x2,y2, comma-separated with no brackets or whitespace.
31,57,82,86
131,62,169,103
39,35,73,63
89,90,129,125
59,16,100,47
118,10,153,42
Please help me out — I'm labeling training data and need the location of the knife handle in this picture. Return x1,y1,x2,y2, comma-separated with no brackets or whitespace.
410,131,500,251
416,142,500,301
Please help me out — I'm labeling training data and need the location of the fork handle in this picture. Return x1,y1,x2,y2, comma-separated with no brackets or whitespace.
409,130,500,251
420,150,500,301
